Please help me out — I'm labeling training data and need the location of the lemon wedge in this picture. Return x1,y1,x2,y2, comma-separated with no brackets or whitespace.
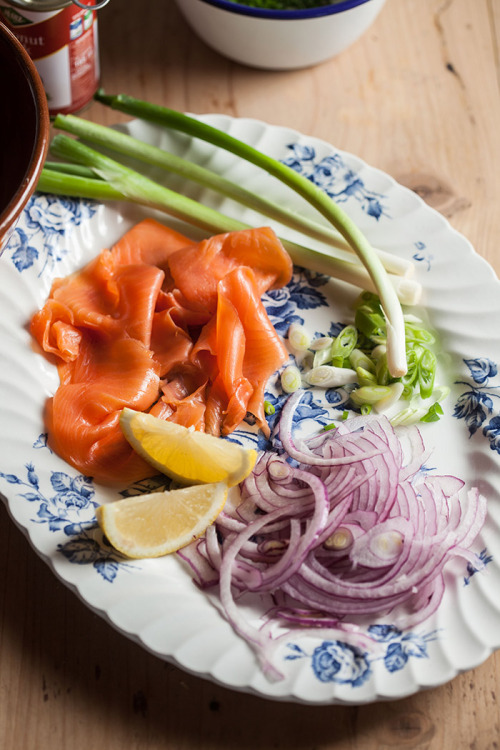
96,481,228,558
120,408,257,487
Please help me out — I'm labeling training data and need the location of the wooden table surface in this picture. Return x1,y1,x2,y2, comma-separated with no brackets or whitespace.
1,0,499,747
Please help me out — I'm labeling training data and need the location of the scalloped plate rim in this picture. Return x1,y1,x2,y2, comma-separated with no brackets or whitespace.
0,113,499,705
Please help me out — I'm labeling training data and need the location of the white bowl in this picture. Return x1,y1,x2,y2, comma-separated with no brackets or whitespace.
174,0,387,70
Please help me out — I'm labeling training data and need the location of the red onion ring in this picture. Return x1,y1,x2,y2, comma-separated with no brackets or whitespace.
178,390,487,679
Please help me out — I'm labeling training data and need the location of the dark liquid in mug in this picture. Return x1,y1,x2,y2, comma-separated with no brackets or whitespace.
0,32,38,217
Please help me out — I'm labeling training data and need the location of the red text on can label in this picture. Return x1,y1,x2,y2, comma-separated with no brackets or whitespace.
0,2,100,115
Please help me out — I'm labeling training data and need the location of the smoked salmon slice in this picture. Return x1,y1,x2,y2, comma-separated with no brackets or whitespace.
216,266,289,436
111,217,193,269
31,219,292,485
167,226,293,313
46,336,161,484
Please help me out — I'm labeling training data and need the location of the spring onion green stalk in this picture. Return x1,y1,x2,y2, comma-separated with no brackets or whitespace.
418,348,437,399
44,161,98,179
53,113,414,279
404,318,436,345
94,91,409,377
420,402,444,422
39,138,422,307
356,367,377,386
390,407,426,426
390,385,449,426
349,348,376,373
401,346,419,387
375,352,390,386
330,325,357,361
355,306,387,342
263,400,276,416
48,134,249,233
401,384,414,401
37,168,125,202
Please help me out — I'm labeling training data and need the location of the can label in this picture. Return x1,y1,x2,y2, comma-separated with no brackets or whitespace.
0,2,100,115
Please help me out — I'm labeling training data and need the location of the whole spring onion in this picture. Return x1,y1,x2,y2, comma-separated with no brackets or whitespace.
93,91,410,376
51,113,414,279
178,390,487,680
38,139,421,308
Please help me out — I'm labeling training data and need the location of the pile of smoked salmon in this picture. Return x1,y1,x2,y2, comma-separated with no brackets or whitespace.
30,219,293,485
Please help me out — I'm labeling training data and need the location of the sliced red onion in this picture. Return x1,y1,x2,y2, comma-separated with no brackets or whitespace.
178,390,487,680
278,390,385,467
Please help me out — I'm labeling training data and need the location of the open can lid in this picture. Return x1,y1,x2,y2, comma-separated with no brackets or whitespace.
6,0,109,10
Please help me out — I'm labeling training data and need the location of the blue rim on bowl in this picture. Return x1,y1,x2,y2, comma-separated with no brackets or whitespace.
196,0,375,19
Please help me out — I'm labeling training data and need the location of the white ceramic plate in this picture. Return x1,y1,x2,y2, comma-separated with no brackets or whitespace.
1,115,499,705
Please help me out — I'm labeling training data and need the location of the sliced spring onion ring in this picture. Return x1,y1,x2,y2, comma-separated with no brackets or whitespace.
281,365,302,393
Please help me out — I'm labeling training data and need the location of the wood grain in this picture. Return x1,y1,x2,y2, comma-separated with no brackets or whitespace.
2,0,499,747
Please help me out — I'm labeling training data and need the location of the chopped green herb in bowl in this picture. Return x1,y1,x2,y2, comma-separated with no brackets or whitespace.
226,0,340,8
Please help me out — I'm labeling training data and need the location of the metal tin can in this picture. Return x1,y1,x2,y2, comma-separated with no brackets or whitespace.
0,0,101,116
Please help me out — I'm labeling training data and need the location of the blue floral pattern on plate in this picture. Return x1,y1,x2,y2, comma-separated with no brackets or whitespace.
282,144,389,220
0,428,490,686
7,194,97,275
412,240,433,271
0,117,498,703
1,185,494,689
454,358,500,449
0,454,134,583
1,397,492,689
286,625,440,687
